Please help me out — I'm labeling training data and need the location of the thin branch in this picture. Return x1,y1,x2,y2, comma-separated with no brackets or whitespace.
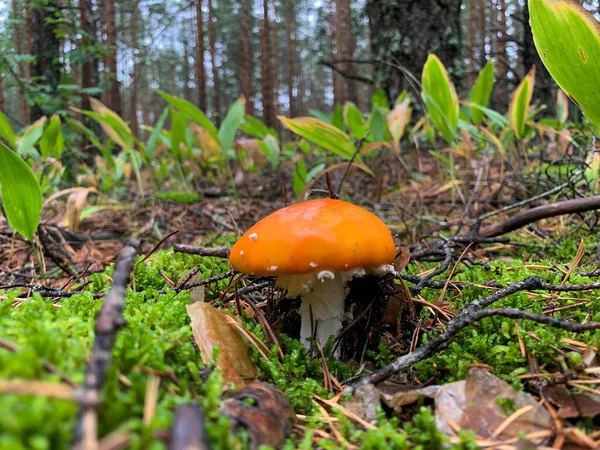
173,244,230,258
169,403,210,450
73,239,140,449
318,59,373,84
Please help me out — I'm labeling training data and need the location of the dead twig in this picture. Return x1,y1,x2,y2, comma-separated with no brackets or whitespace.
173,244,230,258
168,403,210,450
72,239,140,450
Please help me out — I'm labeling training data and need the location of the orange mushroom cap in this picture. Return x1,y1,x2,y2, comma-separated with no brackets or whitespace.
229,198,395,276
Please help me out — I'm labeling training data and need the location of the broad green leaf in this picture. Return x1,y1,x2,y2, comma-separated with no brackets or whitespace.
367,107,387,142
170,108,187,158
145,108,169,159
0,141,43,241
18,116,46,157
463,102,510,129
240,115,271,139
157,90,218,138
529,0,600,128
293,158,308,197
75,98,136,149
308,109,332,123
0,109,16,148
257,135,280,167
39,115,64,158
332,104,345,131
279,116,355,159
344,102,367,139
470,60,495,125
371,89,390,110
422,54,459,144
218,97,246,151
509,67,536,139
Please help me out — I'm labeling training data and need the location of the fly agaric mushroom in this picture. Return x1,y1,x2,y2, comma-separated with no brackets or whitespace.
229,198,395,351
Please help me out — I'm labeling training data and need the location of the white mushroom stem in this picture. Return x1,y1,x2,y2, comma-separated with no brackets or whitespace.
277,266,396,353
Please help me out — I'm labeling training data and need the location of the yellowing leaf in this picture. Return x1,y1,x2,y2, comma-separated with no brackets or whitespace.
279,116,355,159
529,0,600,128
186,302,257,387
470,60,495,125
509,67,536,139
421,54,459,144
190,123,221,159
388,98,412,154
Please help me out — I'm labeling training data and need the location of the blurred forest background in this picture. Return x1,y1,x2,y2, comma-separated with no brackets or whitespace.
2,0,598,134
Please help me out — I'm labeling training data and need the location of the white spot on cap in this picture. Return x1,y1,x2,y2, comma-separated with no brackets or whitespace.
239,250,244,255
309,262,318,268
249,233,258,241
317,270,335,281
267,265,278,272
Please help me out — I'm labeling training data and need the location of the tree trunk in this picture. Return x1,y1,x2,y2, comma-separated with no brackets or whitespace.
29,0,61,121
467,0,477,85
130,0,138,139
195,0,207,111
240,0,255,115
366,0,464,103
477,0,486,68
0,75,4,112
260,0,275,127
285,0,296,116
207,0,220,125
340,0,356,104
183,40,192,102
79,0,95,112
522,1,555,113
105,0,121,115
330,0,344,105
270,0,280,120
12,0,28,123
495,0,508,109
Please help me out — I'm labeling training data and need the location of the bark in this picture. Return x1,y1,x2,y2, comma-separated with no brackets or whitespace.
495,0,508,108
195,0,207,111
285,0,296,116
270,0,280,120
207,0,220,125
29,0,61,121
240,0,255,115
183,41,192,102
79,0,95,112
477,0,486,68
366,0,464,103
105,0,121,115
330,0,344,104
260,0,275,127
522,2,555,113
467,0,477,85
0,75,4,112
12,0,28,123
340,0,356,104
130,0,138,139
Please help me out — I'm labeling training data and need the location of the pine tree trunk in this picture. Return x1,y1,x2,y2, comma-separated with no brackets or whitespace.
285,0,296,116
367,0,463,102
270,0,280,120
240,0,255,115
260,0,275,127
468,0,477,85
183,40,192,102
105,0,121,115
130,0,138,139
79,0,95,112
207,0,220,125
331,0,344,105
29,0,61,121
12,0,28,123
0,75,4,112
195,0,207,111
495,0,508,108
477,0,486,67
340,0,356,104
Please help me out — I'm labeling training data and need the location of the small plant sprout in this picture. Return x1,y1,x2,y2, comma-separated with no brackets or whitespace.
229,198,395,354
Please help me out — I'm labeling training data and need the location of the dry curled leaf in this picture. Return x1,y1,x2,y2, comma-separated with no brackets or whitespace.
219,382,294,450
383,368,552,444
186,302,257,387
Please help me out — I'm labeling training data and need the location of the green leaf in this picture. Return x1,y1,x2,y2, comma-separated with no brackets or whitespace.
257,135,280,168
156,90,218,138
293,158,308,197
218,97,246,151
529,0,600,128
332,104,345,131
344,102,367,139
367,107,387,142
422,54,459,144
279,116,355,159
371,89,390,110
145,108,169,159
470,60,495,125
240,115,271,139
0,141,43,241
18,116,46,157
463,102,510,129
509,67,536,139
39,115,64,158
170,108,188,158
308,109,333,123
0,108,16,148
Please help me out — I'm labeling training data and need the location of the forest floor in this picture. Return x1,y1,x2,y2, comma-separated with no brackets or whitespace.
1,153,600,449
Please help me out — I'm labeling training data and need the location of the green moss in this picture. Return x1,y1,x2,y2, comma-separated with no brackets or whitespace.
155,191,203,204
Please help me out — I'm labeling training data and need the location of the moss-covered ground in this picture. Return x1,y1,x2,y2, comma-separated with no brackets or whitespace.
1,228,599,449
